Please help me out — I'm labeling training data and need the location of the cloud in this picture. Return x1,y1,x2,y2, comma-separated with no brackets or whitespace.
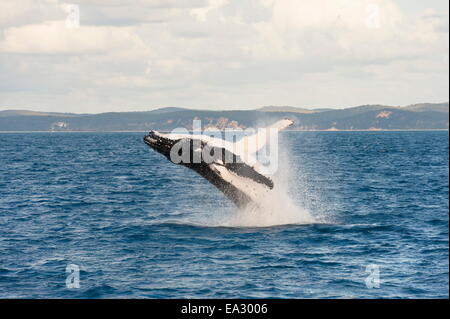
74,0,207,8
0,0,448,113
243,0,446,63
0,0,62,28
0,21,149,54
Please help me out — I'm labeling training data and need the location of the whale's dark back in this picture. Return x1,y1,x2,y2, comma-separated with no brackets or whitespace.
144,132,273,208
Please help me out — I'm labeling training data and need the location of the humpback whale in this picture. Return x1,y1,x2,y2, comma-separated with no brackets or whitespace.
143,119,293,208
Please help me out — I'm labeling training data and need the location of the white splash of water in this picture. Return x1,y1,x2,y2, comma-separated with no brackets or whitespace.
190,134,318,228
221,186,315,228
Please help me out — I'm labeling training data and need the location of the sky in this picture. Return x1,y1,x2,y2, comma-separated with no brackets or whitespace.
0,0,448,113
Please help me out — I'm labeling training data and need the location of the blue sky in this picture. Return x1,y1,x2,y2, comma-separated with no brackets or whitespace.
0,0,448,113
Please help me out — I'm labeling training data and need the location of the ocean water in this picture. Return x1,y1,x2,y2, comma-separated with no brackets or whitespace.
0,131,448,298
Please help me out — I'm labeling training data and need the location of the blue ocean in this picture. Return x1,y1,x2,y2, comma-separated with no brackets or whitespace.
0,131,448,298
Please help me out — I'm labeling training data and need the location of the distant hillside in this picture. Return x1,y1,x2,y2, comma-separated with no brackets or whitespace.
0,102,448,131
146,107,188,114
257,106,325,113
403,103,449,113
0,110,79,117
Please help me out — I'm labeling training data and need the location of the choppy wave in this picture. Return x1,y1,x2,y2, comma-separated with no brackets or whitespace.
0,131,448,298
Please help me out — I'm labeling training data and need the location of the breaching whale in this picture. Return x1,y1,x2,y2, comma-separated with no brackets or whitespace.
143,119,293,208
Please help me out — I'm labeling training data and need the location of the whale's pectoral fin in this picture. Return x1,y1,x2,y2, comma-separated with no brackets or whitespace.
235,119,294,155
210,163,272,205
224,162,273,189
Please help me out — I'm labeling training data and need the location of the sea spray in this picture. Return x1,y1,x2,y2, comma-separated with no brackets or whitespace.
222,185,315,227
221,135,315,227
187,132,317,228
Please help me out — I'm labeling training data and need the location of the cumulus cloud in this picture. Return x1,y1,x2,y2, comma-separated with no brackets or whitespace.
0,0,448,113
0,21,149,54
0,0,61,28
